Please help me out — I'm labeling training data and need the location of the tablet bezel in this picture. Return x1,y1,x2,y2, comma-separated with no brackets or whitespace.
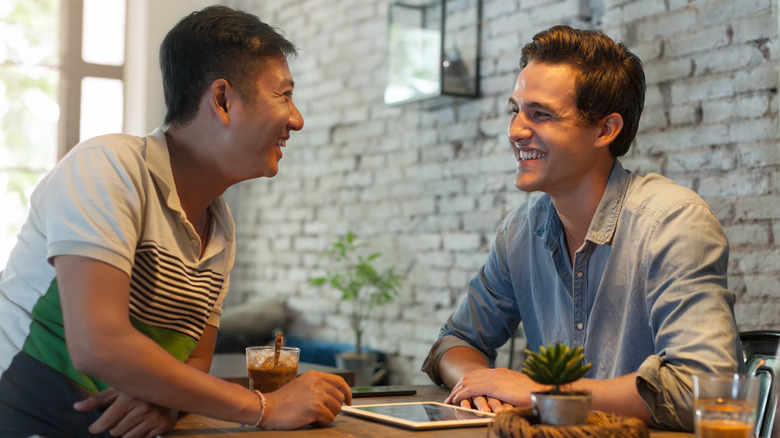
341,401,495,430
351,385,418,397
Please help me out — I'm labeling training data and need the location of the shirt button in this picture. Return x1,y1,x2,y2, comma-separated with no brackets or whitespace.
577,323,584,330
576,271,584,278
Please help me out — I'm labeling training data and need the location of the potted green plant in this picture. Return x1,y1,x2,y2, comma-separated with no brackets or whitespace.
522,343,593,426
309,232,404,386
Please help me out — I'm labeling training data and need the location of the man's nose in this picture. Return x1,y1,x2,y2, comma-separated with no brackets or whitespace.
508,112,531,143
289,102,304,131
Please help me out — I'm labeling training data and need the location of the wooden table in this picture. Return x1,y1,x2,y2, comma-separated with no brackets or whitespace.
209,353,356,386
165,385,694,437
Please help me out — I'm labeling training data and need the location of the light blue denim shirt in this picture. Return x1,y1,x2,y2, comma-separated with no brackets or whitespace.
423,160,743,431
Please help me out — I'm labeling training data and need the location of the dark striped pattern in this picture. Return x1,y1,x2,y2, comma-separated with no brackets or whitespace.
129,242,223,340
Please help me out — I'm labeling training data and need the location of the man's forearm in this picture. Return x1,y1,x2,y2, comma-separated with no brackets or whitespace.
570,373,651,423
440,346,651,423
438,346,491,388
185,325,218,374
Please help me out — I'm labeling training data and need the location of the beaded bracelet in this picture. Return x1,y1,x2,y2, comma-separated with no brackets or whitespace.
251,389,266,427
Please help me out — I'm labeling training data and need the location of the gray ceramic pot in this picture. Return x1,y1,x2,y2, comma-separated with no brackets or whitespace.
335,351,387,386
531,391,592,426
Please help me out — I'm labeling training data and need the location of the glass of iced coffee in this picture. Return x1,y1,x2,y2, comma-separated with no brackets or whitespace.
245,346,300,392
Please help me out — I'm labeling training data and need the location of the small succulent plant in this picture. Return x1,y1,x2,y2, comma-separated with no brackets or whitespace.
522,343,593,394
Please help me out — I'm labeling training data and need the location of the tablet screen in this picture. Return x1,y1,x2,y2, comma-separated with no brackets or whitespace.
342,402,494,429
358,402,489,421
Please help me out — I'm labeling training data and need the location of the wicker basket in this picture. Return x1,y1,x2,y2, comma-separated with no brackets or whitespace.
488,407,649,438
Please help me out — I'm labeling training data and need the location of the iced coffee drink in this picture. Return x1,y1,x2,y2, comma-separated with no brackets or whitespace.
246,346,299,392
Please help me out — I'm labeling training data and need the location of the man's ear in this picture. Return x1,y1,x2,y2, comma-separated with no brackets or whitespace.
208,79,232,126
594,113,623,149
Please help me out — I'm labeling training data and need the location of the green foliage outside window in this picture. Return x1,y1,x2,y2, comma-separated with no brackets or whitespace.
0,0,60,267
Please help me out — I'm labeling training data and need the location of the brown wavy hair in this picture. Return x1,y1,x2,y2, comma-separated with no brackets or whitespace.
520,25,645,157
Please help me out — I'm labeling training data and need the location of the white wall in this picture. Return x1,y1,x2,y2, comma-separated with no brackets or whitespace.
224,0,780,386
117,0,780,386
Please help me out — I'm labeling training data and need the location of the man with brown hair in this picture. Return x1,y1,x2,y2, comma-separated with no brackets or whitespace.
424,25,742,431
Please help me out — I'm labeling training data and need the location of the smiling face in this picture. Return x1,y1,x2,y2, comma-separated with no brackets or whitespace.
226,55,303,180
508,61,610,198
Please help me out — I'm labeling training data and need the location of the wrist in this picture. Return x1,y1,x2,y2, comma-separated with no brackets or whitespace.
251,390,266,427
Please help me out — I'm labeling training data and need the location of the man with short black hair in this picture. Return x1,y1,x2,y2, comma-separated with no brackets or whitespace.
0,6,351,437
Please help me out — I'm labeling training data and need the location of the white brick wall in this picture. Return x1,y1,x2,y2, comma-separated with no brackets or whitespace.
226,0,780,385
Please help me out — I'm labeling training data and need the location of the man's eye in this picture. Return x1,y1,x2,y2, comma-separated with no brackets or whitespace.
508,107,519,116
533,111,551,120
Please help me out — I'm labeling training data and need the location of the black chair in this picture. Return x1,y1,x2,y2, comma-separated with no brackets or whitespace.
741,330,780,438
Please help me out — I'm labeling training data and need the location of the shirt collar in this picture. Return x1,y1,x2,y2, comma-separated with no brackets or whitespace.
587,159,630,246
537,159,631,250
144,128,234,247
537,202,563,252
145,128,179,211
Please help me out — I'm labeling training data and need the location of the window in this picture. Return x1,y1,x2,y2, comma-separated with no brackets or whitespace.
0,0,125,269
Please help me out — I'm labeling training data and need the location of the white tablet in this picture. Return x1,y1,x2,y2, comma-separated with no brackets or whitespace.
341,401,495,430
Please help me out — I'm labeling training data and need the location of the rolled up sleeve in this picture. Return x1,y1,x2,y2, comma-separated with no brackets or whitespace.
636,355,695,430
422,334,487,386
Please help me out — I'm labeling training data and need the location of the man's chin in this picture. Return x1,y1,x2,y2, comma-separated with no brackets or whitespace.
514,176,537,193
260,163,279,178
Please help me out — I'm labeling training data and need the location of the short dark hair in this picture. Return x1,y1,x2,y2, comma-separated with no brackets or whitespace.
159,6,298,127
520,25,645,157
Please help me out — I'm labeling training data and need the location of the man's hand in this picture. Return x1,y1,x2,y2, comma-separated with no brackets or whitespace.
444,367,545,413
454,395,514,413
73,388,177,438
258,370,352,429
